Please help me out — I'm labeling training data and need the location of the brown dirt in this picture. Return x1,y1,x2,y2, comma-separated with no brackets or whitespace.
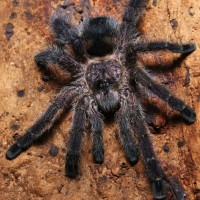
0,0,199,199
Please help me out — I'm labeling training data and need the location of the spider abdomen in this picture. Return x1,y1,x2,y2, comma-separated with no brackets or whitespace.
82,16,119,56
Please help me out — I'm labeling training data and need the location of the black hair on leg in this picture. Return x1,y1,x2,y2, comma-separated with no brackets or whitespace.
122,0,147,25
119,0,147,44
132,67,196,124
117,89,139,164
35,46,83,83
6,86,79,160
124,42,196,69
132,41,196,54
65,96,89,178
128,91,166,199
51,13,87,62
88,100,104,164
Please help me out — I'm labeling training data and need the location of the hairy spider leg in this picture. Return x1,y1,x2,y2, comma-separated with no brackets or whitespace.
6,86,79,160
66,96,89,178
117,91,139,164
132,41,196,54
51,10,87,62
132,67,196,124
128,91,166,199
119,0,147,44
35,46,83,84
88,101,104,164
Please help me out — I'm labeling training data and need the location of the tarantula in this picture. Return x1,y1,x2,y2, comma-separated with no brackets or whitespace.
6,0,196,199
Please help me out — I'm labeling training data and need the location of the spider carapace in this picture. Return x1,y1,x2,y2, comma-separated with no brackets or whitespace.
6,0,196,199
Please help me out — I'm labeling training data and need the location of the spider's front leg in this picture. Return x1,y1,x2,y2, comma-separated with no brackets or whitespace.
116,90,139,164
66,95,89,178
128,91,166,199
6,86,79,160
88,101,104,164
132,67,196,124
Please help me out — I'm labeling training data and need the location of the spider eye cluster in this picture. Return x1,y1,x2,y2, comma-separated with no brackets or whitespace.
82,16,119,57
97,80,110,89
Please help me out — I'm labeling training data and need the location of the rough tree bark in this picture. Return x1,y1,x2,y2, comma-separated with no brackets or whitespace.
0,0,199,199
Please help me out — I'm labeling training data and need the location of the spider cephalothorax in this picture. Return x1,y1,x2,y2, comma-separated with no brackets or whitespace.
6,0,196,199
86,58,122,112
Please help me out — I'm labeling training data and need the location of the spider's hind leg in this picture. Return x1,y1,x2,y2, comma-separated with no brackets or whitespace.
51,9,87,62
133,41,196,54
35,46,83,84
119,0,147,45
122,0,147,28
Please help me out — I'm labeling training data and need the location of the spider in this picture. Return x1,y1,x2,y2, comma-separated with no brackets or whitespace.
6,0,196,199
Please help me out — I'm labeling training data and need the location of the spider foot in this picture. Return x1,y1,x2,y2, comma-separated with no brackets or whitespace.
180,105,196,124
151,179,166,200
125,144,139,165
93,147,104,164
181,43,196,53
65,152,79,179
6,143,23,160
172,43,196,54
167,176,186,200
